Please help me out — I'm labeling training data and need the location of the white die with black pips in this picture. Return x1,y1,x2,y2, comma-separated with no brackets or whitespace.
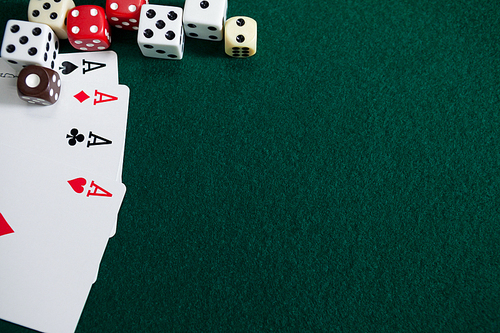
137,4,185,60
1,19,59,71
183,0,227,41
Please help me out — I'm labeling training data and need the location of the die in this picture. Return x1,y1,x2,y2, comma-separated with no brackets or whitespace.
183,0,227,41
17,65,61,106
137,5,185,60
106,0,148,31
67,5,111,51
28,0,76,39
1,20,59,71
224,16,257,58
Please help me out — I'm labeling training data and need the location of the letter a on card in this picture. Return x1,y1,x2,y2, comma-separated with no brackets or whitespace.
82,59,106,74
94,90,118,105
87,132,112,147
87,181,113,197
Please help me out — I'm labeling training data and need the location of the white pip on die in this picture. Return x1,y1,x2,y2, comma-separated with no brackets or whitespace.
183,0,227,41
1,19,59,71
137,4,185,60
28,0,76,39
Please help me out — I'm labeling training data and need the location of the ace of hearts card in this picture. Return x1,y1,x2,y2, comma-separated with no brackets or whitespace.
0,143,126,333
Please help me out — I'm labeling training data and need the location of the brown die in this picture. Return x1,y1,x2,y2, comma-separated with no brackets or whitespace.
17,65,61,106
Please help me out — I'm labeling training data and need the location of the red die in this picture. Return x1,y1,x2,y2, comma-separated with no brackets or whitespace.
106,0,148,31
67,5,111,51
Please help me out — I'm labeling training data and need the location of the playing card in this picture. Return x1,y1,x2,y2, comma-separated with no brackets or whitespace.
56,51,120,88
0,50,119,90
0,143,126,333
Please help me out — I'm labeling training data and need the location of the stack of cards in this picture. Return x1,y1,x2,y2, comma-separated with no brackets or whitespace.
0,51,129,332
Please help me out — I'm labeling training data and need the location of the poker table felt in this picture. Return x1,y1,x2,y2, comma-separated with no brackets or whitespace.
1,0,500,332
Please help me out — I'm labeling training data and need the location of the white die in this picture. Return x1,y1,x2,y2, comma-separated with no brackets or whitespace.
1,20,59,71
28,0,76,39
137,5,185,60
183,0,227,41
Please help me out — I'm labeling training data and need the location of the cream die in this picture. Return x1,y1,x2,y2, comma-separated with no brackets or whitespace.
28,0,76,39
224,16,257,58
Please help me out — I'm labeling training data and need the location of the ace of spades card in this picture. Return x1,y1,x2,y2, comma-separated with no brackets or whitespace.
0,143,126,333
56,51,119,88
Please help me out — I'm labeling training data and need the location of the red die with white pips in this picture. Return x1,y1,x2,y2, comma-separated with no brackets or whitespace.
106,0,148,31
67,5,111,51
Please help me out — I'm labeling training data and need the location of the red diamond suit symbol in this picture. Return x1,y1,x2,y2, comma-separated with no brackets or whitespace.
0,212,14,236
74,90,90,103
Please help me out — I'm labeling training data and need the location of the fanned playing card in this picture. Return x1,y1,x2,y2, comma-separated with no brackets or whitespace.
56,51,120,87
0,143,126,333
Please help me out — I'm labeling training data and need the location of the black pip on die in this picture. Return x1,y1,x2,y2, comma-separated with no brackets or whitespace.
183,0,227,41
137,5,185,60
1,19,59,71
224,16,257,58
28,0,76,39
17,65,61,106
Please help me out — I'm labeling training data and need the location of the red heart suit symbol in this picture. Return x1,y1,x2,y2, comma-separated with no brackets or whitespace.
68,177,86,194
0,212,14,236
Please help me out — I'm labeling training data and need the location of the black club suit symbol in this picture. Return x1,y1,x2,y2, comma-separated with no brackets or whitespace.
67,128,85,146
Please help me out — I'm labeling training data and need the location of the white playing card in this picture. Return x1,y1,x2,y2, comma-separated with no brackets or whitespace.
0,143,126,333
56,51,120,88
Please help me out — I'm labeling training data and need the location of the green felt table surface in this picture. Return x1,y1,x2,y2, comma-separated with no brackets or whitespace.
1,0,500,332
